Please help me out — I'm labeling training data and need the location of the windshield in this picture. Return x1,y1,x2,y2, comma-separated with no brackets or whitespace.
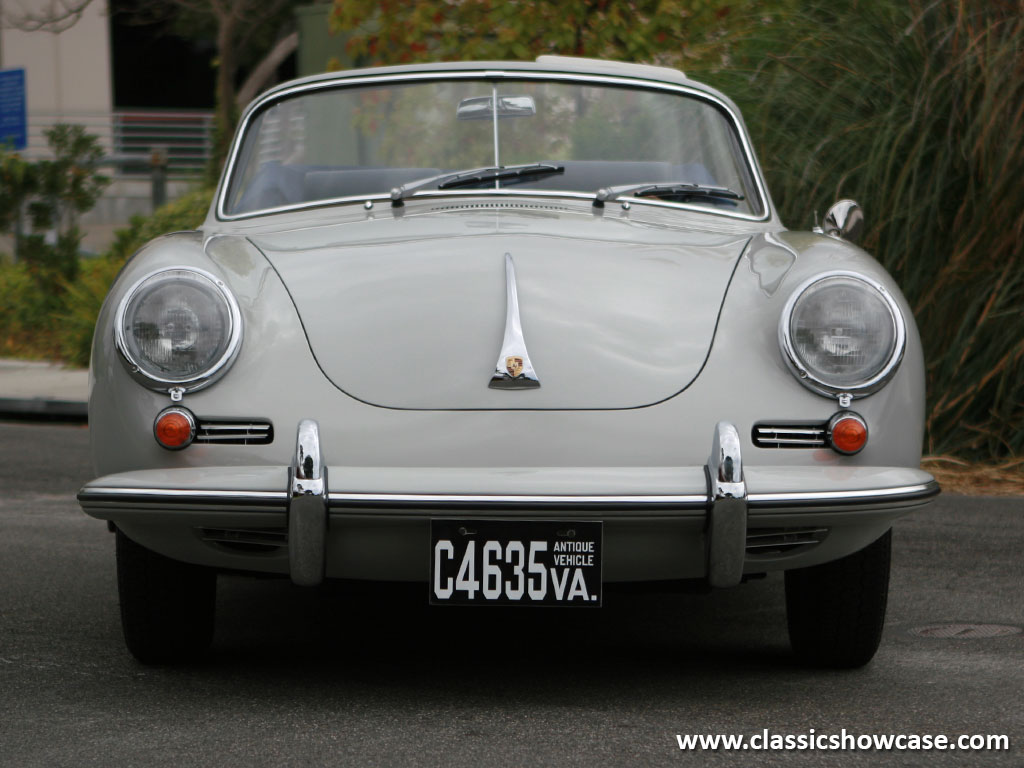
223,77,763,217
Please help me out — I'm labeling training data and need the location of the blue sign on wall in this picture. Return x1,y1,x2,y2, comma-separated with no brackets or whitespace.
0,68,28,151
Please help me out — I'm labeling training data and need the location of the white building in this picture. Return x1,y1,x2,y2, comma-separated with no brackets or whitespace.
1,0,208,252
1,0,114,154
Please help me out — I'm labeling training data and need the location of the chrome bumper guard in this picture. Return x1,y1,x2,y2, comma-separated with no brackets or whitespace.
79,419,940,588
287,419,327,586
706,422,747,588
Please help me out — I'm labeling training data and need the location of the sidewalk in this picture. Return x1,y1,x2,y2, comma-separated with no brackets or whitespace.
0,358,89,421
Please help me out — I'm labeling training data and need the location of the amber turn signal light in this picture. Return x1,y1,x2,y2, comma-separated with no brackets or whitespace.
154,407,196,450
828,412,868,455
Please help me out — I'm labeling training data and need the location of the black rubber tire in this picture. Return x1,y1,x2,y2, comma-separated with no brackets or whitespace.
116,528,216,664
785,529,892,669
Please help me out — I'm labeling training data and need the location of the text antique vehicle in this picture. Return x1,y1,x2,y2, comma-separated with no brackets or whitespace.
79,57,938,667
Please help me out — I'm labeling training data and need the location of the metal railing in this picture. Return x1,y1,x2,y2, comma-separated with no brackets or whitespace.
112,110,213,178
19,109,213,180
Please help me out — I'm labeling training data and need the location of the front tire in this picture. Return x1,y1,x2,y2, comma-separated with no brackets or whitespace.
785,529,891,669
116,528,216,664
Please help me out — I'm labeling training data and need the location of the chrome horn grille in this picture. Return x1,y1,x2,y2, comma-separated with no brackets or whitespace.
194,420,273,445
752,422,827,448
198,527,287,552
745,527,828,556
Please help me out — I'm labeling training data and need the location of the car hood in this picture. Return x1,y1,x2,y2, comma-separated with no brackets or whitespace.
249,208,749,409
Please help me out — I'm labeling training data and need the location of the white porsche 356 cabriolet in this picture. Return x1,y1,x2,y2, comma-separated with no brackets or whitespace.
79,57,938,667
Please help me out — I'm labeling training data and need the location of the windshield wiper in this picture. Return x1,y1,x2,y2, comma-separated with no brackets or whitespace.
593,181,744,208
390,163,565,206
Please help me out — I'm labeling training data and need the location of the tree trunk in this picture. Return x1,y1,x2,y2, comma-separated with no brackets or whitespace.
213,15,239,172
235,31,299,109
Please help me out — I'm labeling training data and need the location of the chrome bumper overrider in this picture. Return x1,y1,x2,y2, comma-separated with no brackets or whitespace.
78,420,940,587
288,419,327,587
706,422,746,588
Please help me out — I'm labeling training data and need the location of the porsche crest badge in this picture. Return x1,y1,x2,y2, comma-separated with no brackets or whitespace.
505,356,524,378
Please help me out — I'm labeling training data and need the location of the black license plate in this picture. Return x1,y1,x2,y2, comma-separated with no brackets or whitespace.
430,519,602,606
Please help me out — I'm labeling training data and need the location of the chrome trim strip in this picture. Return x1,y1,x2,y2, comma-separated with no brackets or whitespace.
193,434,269,442
77,480,938,511
78,487,288,503
489,253,541,389
757,439,828,447
748,481,939,507
217,187,763,223
705,422,747,588
217,68,772,223
490,82,500,169
777,270,907,401
328,492,707,507
746,527,828,540
198,527,287,547
114,266,244,396
746,540,824,551
197,423,272,431
288,419,328,586
755,427,826,436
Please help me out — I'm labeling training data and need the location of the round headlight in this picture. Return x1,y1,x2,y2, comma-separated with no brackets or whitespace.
116,267,242,392
779,271,905,398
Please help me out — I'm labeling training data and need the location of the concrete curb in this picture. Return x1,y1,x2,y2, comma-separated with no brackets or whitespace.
0,359,89,422
0,397,88,422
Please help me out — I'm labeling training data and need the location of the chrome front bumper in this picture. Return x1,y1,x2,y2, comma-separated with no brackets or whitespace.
79,420,939,586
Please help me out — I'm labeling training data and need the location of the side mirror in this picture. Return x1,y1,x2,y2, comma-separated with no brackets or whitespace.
821,199,864,242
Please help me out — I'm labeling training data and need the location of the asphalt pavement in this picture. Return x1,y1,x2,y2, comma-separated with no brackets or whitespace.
0,421,1021,767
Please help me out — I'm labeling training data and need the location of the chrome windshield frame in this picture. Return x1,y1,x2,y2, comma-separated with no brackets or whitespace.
215,68,773,224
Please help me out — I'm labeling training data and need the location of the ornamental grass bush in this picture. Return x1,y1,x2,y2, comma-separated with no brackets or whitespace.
698,0,1024,460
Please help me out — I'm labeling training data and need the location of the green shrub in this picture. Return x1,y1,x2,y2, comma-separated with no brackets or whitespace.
57,255,129,368
696,0,1024,460
104,186,214,265
0,261,63,359
1,186,214,365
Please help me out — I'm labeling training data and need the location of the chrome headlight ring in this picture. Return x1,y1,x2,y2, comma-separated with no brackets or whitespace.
114,266,243,395
778,270,906,400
